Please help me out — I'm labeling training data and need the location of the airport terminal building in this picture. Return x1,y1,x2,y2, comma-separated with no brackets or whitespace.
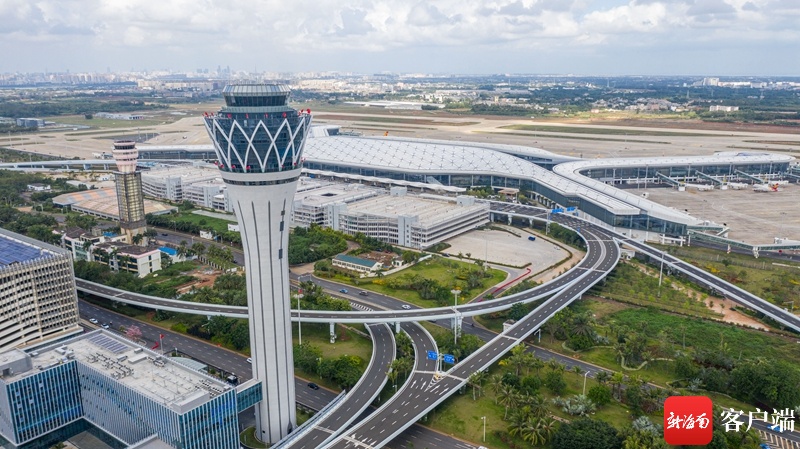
2,132,794,240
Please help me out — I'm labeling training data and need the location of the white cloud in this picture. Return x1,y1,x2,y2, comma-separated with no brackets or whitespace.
0,0,797,73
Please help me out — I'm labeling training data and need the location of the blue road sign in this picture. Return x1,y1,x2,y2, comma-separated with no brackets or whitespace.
551,208,565,214
443,354,455,364
566,206,577,212
427,350,438,361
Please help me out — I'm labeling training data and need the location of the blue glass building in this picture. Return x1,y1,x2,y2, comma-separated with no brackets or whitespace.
0,331,251,449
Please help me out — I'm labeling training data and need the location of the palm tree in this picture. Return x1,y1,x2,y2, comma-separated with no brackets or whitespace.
570,312,594,339
131,233,144,245
507,408,529,438
595,370,611,385
572,365,584,377
498,383,517,420
110,247,119,272
386,363,399,390
543,320,560,343
468,372,483,401
81,240,93,261
488,374,504,404
536,417,557,444
528,394,549,419
508,344,528,376
520,417,544,445
611,372,625,400
531,356,545,376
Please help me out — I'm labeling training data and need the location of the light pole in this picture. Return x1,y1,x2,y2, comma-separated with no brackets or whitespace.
481,416,486,442
535,328,542,343
484,229,489,264
583,371,590,395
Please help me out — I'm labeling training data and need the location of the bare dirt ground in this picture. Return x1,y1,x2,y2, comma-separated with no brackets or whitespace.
176,266,221,294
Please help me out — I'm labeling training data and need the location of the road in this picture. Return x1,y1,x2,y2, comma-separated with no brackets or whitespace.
322,224,619,449
285,323,395,449
325,322,439,449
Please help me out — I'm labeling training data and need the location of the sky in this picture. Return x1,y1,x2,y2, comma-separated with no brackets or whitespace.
1,0,798,76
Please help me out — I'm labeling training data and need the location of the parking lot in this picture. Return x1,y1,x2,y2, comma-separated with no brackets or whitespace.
444,227,569,272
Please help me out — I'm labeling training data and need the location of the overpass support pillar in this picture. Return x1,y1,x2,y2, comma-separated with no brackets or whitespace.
329,322,337,343
507,214,512,225
395,321,401,334
489,212,494,222
529,217,534,227
452,314,462,342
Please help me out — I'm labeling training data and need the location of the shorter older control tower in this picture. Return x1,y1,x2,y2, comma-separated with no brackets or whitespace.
112,140,146,243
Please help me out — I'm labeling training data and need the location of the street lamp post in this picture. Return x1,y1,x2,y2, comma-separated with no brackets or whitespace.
583,371,590,395
481,416,486,442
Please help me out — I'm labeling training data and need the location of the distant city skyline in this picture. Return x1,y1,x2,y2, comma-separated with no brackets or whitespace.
0,0,798,76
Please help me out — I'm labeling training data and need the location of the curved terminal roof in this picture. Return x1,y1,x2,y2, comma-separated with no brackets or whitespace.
303,136,640,215
554,152,796,224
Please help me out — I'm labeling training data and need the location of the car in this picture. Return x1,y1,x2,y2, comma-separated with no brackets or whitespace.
101,323,110,329
339,288,348,294
89,318,98,324
307,382,320,390
767,424,783,433
246,357,252,364
359,291,368,296
401,304,412,310
161,233,168,236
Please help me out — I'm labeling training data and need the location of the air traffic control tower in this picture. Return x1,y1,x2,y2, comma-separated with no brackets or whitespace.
112,140,146,243
203,83,311,443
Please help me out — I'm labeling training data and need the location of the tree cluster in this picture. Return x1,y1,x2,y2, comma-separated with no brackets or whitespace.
288,224,348,264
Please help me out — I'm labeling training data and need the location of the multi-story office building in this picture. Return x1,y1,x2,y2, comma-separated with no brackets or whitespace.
203,82,311,444
112,141,147,243
0,330,246,448
0,229,80,351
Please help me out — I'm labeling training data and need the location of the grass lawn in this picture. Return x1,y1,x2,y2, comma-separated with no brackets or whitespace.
240,427,266,448
605,307,800,365
290,323,373,391
660,244,800,306
339,256,507,307
167,212,235,236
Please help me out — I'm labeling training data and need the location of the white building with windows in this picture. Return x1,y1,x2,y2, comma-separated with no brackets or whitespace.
183,180,231,212
330,187,489,249
0,228,80,351
141,165,220,202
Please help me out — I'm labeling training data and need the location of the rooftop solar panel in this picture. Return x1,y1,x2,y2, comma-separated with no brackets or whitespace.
0,237,48,266
88,334,130,354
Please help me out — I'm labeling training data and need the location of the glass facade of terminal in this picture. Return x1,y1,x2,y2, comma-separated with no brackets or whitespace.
304,160,790,237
